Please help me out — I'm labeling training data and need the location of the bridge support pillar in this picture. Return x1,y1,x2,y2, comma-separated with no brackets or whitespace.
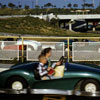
59,21,61,28
93,27,96,31
86,22,88,30
63,22,66,28
69,23,72,31
93,22,96,32
69,19,73,31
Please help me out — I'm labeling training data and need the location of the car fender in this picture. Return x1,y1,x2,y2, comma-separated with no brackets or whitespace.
0,69,35,88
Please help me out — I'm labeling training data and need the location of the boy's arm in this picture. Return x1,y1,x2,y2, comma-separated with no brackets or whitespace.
38,64,48,77
51,63,57,68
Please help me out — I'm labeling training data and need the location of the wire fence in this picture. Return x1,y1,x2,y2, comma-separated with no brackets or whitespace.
0,36,100,66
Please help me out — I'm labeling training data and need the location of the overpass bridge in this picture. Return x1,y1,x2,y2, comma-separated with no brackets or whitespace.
57,14,100,20
0,14,100,31
56,14,100,31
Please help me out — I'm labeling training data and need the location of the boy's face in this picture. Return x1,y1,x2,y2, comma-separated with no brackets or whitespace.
41,57,47,64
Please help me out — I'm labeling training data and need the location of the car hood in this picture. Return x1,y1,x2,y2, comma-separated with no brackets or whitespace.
66,62,100,73
11,62,39,70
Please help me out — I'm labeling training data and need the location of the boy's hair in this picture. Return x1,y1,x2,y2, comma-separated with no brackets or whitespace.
38,54,45,61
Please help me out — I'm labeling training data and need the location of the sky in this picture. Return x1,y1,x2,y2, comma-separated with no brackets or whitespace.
0,0,100,8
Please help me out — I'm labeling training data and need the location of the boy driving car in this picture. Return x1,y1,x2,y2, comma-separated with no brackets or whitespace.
37,54,55,80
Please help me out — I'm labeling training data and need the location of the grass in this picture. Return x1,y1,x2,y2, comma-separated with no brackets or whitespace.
0,17,68,36
0,16,100,37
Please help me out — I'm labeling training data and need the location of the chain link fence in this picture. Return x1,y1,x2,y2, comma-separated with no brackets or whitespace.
0,36,100,68
72,42,100,61
0,41,19,60
27,42,64,61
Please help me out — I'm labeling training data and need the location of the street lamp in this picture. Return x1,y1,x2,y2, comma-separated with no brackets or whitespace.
92,0,95,14
36,0,38,6
83,0,86,9
92,0,95,8
32,1,34,9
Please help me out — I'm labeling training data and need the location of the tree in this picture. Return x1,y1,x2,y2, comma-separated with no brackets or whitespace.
88,4,93,8
35,5,40,9
67,3,72,9
44,3,53,8
63,5,66,9
82,0,86,9
0,3,2,8
41,6,44,9
24,5,30,9
8,3,16,9
1,4,6,8
18,5,22,9
95,5,100,14
82,3,93,9
73,4,78,9
53,5,56,8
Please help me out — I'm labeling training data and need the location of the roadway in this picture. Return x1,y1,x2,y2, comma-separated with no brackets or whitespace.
0,64,13,72
0,14,100,20
0,94,100,100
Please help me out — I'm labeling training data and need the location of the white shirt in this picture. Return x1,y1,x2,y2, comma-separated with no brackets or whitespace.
37,63,48,77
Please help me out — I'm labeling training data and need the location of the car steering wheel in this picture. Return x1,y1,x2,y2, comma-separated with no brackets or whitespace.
59,56,64,65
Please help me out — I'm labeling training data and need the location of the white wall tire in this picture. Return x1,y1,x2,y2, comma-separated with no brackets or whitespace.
84,83,97,93
81,79,100,93
7,77,28,90
12,81,23,90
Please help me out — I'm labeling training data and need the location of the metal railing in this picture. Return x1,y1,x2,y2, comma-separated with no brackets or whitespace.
0,89,100,97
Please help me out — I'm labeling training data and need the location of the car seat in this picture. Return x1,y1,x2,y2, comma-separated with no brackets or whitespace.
33,63,41,80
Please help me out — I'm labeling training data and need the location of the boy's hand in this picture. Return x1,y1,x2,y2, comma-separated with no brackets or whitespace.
56,61,61,66
47,67,52,71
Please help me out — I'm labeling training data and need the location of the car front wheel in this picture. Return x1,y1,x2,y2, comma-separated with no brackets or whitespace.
80,79,100,93
6,77,28,90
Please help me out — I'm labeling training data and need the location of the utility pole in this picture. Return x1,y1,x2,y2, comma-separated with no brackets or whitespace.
32,1,34,9
18,1,20,9
92,0,95,14
92,0,95,9
83,0,86,9
36,0,38,6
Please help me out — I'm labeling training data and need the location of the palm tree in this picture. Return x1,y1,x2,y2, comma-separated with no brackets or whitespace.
53,5,56,8
63,5,66,9
8,3,16,9
67,3,72,9
35,5,40,9
1,4,6,8
44,3,53,8
73,4,78,9
0,3,2,8
82,0,86,9
18,5,22,9
24,5,30,9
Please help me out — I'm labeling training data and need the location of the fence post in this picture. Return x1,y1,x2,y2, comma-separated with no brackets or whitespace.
67,38,70,62
22,38,24,63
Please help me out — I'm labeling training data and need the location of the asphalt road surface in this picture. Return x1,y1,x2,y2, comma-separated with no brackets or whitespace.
0,64,13,72
0,94,100,100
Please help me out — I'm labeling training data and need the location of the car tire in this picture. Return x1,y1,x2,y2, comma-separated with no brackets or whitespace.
80,79,100,92
6,77,28,90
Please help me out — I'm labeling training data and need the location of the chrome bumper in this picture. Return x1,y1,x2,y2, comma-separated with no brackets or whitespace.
0,89,100,97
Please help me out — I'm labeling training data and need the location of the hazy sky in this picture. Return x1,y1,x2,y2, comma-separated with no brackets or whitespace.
0,0,99,8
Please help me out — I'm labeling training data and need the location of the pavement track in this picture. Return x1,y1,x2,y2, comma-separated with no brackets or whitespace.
0,64,13,72
43,95,66,100
0,64,100,100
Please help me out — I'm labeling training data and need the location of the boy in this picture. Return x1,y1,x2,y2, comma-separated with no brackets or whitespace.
37,54,51,80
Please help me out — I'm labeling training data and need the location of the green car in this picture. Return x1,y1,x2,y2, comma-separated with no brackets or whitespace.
0,61,100,94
